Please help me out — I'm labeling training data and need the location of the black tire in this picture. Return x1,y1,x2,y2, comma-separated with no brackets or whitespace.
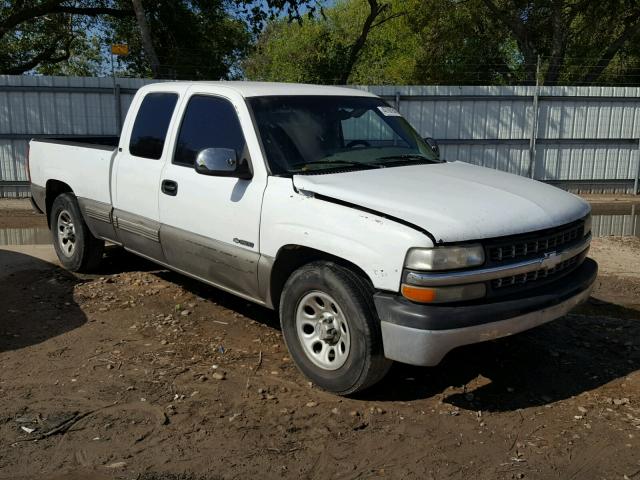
279,261,392,395
50,193,104,272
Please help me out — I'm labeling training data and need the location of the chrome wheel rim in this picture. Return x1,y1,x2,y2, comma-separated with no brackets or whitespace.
57,209,76,257
295,291,351,371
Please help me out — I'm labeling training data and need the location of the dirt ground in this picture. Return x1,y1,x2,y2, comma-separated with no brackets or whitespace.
1,201,639,480
0,199,46,228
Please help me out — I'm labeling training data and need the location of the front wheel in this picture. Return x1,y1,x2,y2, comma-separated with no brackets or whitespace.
279,261,391,395
50,193,104,272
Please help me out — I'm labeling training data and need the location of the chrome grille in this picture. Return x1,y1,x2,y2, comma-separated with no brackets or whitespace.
487,222,584,263
491,255,580,289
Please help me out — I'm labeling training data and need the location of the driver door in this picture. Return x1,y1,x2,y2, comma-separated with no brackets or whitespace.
158,91,267,300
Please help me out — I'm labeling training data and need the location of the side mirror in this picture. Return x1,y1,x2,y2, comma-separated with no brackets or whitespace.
195,148,252,179
423,137,440,160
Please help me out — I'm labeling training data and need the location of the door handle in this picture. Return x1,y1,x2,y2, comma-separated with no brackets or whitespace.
161,179,178,196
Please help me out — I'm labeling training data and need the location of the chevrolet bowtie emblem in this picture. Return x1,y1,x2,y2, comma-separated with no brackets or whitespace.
540,251,562,269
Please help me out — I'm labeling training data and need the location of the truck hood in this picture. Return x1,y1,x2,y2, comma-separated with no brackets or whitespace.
292,161,590,243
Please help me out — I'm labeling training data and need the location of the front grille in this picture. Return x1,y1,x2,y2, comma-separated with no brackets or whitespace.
491,254,580,290
487,221,584,263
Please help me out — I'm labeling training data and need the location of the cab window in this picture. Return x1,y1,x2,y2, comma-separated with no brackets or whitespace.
129,92,179,159
173,95,247,167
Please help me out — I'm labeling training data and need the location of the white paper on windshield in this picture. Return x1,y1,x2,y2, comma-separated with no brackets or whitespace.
377,106,402,117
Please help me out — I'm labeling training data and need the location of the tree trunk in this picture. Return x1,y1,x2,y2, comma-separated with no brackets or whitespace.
544,2,568,85
479,0,538,83
131,0,160,78
579,19,640,84
337,0,392,85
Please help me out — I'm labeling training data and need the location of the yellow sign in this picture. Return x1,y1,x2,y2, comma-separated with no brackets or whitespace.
111,44,129,56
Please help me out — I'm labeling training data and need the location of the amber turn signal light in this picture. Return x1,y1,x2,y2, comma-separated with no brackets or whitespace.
401,283,486,303
401,284,437,303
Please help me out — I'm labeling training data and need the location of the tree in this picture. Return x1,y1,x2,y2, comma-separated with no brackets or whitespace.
36,34,105,76
409,0,523,85
338,0,406,84
244,0,532,85
244,0,416,84
247,0,640,86
0,0,324,77
417,0,640,85
565,1,640,84
130,0,160,77
0,1,132,75
5,0,640,84
105,0,252,79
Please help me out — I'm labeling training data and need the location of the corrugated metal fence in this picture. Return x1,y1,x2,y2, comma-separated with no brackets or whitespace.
1,77,639,197
590,203,640,237
592,212,639,237
365,85,640,194
0,75,158,197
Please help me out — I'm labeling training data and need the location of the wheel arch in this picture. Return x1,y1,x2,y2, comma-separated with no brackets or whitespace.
45,179,74,226
268,244,373,310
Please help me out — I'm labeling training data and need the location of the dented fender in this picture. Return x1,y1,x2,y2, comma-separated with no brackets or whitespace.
260,177,433,292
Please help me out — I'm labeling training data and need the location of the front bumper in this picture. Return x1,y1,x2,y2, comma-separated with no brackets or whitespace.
374,258,598,366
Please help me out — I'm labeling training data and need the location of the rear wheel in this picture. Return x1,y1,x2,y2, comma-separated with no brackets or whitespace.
50,193,104,272
280,261,391,395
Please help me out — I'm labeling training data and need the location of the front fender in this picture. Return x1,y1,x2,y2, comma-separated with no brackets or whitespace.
260,178,433,292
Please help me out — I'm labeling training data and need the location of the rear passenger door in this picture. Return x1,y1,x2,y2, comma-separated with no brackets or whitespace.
158,91,267,300
113,89,181,262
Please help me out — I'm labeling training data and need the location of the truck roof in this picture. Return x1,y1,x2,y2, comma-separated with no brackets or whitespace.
139,81,378,98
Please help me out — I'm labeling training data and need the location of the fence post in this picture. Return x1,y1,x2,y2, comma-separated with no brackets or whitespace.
528,56,541,179
114,83,122,133
635,139,640,195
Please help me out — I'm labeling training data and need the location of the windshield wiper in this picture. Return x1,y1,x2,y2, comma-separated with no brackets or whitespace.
371,154,437,167
289,160,381,172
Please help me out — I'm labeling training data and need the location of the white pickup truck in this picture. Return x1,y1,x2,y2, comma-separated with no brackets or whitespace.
29,82,597,394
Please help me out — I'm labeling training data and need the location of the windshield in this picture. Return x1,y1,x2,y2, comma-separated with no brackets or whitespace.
247,95,440,175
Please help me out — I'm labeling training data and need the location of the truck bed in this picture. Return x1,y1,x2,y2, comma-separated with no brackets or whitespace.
33,136,120,150
29,136,120,206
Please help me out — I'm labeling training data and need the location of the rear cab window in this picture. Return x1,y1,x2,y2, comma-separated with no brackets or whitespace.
129,92,179,159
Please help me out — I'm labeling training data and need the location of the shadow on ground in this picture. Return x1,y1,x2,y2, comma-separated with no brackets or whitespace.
362,299,639,410
94,248,279,328
91,245,161,276
93,248,640,412
154,269,280,329
0,249,87,353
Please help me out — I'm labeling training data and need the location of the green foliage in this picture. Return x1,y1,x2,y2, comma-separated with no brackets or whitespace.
1,1,71,74
409,0,525,85
246,0,640,85
547,0,640,84
107,0,251,79
243,0,527,85
243,0,521,84
0,0,298,78
3,0,640,84
36,35,105,76
0,1,130,75
437,0,640,85
244,0,419,84
243,17,343,83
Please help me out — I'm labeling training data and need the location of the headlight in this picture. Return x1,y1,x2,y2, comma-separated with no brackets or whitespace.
405,245,485,271
583,214,592,236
